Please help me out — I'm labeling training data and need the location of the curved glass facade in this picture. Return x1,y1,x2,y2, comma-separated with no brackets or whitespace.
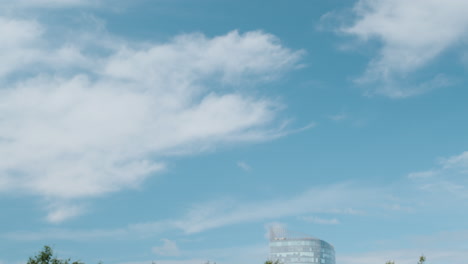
269,237,335,264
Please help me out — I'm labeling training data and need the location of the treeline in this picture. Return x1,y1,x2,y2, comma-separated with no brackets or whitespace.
27,246,86,264
27,245,427,264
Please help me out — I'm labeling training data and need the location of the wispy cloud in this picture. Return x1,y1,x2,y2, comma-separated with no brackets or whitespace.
45,203,87,223
9,170,462,247
337,0,468,97
4,183,380,240
0,12,304,222
408,170,438,179
169,183,376,234
409,151,468,198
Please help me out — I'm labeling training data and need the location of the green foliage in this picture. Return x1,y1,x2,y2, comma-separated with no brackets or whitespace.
418,255,426,264
27,246,84,264
385,255,426,264
264,260,281,264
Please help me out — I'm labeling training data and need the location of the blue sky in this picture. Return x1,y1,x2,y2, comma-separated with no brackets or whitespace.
1,0,468,263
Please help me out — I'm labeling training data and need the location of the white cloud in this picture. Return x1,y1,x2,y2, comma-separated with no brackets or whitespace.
4,184,379,241
440,151,468,170
152,239,181,257
45,203,87,223
409,151,468,198
0,14,303,222
341,0,468,97
0,17,44,78
168,183,376,234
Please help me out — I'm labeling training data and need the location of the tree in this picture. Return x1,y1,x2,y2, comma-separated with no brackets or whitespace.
27,246,84,264
264,260,281,264
418,255,426,264
385,255,426,264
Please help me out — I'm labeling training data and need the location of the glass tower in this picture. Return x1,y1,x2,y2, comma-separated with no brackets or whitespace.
269,227,335,264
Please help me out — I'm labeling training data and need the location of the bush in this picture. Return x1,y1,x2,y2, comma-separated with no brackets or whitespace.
27,246,84,264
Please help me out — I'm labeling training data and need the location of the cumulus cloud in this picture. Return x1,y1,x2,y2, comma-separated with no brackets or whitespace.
0,14,303,222
340,0,468,97
0,17,44,78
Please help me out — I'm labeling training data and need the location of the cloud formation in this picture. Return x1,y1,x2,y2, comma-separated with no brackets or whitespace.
0,14,303,222
341,0,468,97
4,183,380,241
162,183,376,234
409,151,468,198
